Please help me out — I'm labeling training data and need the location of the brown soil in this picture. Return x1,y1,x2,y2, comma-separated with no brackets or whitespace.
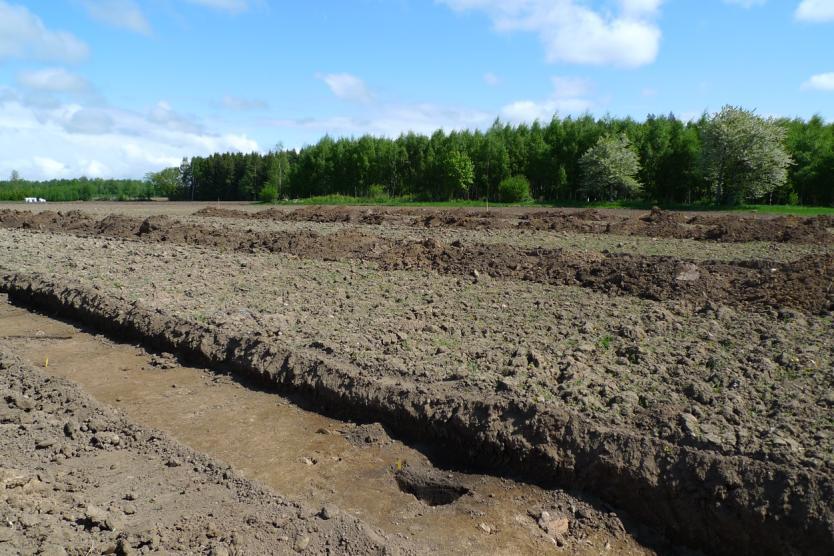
194,205,834,244
0,347,421,556
1,209,833,314
1,202,832,555
0,296,650,555
1,274,831,556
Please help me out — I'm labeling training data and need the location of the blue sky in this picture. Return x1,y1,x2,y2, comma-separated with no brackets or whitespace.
1,0,833,180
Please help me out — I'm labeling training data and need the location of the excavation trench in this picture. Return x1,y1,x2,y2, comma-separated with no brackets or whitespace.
1,272,831,556
0,293,650,556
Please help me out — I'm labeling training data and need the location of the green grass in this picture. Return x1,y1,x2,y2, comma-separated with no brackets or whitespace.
261,195,834,216
732,204,834,216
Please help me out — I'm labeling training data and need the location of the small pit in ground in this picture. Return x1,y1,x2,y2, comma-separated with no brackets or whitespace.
394,466,470,506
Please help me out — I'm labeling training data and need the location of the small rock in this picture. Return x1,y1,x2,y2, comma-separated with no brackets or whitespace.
679,413,700,437
165,458,182,468
63,421,78,439
676,263,701,282
294,534,311,551
35,438,55,449
85,505,109,528
478,522,493,534
209,545,230,556
319,505,338,520
93,432,121,447
538,513,570,536
11,395,34,411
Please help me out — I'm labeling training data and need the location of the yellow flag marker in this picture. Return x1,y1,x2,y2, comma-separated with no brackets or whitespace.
44,357,48,368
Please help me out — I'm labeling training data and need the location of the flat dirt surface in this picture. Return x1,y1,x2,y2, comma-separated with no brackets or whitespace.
0,201,832,555
0,335,421,556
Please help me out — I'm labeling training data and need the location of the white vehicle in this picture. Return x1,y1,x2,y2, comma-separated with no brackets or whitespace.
23,197,47,203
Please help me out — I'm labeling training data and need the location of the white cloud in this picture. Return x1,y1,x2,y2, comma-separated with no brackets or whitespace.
84,159,109,177
0,95,260,180
801,72,834,91
501,76,595,122
0,1,89,62
17,68,91,93
80,0,151,35
269,103,492,137
723,0,767,8
438,0,662,67
185,0,250,13
483,72,501,86
32,156,68,179
148,101,203,133
221,95,268,111
64,108,115,134
796,0,834,22
318,73,374,103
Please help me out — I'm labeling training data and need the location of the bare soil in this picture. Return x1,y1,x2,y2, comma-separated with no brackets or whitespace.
0,296,649,555
0,344,420,556
1,209,833,314
0,202,832,555
193,205,834,244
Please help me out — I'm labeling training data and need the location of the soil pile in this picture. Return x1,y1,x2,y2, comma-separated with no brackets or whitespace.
190,206,834,244
2,209,833,313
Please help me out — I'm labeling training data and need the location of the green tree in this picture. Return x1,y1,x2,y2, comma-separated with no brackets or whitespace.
579,134,642,201
9,170,21,182
701,105,793,204
146,167,181,199
436,149,474,200
498,175,532,203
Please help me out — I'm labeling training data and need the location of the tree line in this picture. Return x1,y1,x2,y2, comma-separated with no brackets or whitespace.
156,107,832,206
0,176,153,202
4,107,833,206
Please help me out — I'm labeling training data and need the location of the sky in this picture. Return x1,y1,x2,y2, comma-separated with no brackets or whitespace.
0,0,833,180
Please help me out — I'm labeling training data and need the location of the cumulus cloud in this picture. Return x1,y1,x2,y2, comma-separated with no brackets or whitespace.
80,0,151,35
501,76,595,122
796,0,834,22
64,108,115,134
220,95,268,111
269,103,491,137
148,101,203,133
801,72,834,91
0,1,89,62
0,95,260,180
317,73,375,103
17,68,91,93
438,0,663,67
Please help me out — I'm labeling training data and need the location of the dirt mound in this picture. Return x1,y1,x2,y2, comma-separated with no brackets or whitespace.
415,210,512,230
191,205,834,244
517,209,610,234
3,209,834,314
599,209,834,244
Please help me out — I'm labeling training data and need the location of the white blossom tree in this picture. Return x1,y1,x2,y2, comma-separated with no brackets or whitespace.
701,106,793,204
579,134,642,201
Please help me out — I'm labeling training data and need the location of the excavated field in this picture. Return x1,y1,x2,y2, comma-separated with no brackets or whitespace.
0,202,833,555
